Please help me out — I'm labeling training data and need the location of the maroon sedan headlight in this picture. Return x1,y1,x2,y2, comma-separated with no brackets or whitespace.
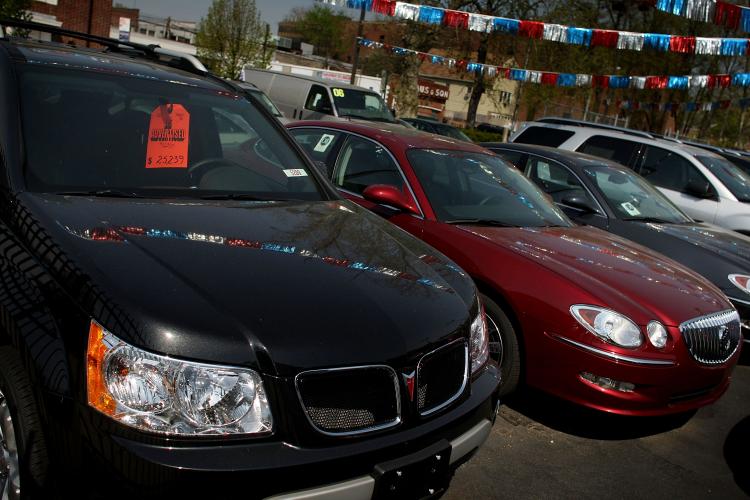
470,305,489,374
570,305,643,348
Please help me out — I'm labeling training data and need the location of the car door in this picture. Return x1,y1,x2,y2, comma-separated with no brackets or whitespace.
524,155,608,229
302,85,335,120
635,145,719,223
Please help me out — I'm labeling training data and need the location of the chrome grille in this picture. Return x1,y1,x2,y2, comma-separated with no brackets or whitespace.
417,340,468,416
295,365,400,436
679,309,741,365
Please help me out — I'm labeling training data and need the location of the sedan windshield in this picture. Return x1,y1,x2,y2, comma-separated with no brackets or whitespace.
408,149,571,227
697,155,750,202
331,88,395,122
19,65,323,200
582,166,691,223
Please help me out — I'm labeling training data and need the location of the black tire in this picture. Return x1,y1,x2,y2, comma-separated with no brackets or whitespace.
0,347,49,498
480,294,521,397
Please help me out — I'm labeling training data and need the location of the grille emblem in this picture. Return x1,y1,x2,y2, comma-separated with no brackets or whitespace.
719,325,730,351
402,371,416,402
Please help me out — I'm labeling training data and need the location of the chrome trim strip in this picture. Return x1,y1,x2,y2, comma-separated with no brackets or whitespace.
449,419,492,465
727,296,750,307
294,365,402,437
417,339,470,417
553,335,675,366
265,419,493,499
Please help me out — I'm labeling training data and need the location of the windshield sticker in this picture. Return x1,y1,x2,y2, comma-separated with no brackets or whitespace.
332,88,346,98
313,134,336,153
621,201,641,216
283,169,309,178
146,104,190,169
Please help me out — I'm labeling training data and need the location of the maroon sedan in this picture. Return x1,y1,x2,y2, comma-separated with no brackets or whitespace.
287,121,742,416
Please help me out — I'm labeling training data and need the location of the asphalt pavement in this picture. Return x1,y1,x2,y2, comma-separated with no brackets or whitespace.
447,352,750,499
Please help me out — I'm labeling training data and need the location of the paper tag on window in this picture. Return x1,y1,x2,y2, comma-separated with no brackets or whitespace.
621,202,641,216
283,169,308,178
145,104,190,169
313,134,336,153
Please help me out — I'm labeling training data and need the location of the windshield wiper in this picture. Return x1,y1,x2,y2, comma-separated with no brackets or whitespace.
444,218,518,227
622,216,676,224
55,189,144,198
199,193,281,201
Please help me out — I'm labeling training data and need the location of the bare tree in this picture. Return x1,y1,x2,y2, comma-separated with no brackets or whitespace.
196,0,270,79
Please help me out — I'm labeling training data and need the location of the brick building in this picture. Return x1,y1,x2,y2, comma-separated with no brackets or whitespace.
30,0,113,42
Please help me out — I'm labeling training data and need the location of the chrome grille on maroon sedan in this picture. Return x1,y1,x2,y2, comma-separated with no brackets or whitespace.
295,366,400,435
417,340,469,416
679,310,741,365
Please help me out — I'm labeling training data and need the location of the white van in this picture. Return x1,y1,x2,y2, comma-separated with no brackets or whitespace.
242,68,396,123
510,119,750,235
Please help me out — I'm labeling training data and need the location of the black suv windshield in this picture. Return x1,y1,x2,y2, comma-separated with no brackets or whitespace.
331,88,395,122
582,165,691,223
19,66,323,200
408,149,571,227
697,155,750,202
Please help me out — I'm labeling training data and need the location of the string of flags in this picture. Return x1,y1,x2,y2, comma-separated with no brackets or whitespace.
357,38,750,89
653,0,750,33
618,97,750,112
326,0,750,56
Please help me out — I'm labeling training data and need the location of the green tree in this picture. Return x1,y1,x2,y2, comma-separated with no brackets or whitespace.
295,5,349,66
195,0,270,79
0,0,33,36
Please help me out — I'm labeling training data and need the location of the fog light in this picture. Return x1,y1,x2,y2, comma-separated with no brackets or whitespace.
580,372,635,393
646,321,668,348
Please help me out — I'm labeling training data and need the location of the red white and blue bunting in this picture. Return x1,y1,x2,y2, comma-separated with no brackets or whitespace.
618,97,750,112
329,0,750,56
358,38,750,89
654,0,750,33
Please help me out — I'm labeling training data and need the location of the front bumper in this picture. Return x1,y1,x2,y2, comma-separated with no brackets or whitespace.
527,330,739,416
49,366,499,498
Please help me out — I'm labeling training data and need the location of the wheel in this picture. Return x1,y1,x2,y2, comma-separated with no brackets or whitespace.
480,294,521,397
0,347,49,499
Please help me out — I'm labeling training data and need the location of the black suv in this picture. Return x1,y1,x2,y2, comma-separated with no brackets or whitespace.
0,22,499,498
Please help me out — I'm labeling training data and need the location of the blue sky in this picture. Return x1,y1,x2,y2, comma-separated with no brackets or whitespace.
128,0,346,33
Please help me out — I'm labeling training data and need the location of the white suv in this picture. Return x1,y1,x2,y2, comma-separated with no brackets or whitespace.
510,119,750,234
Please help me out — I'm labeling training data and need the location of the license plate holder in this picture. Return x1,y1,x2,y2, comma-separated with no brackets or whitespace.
372,440,452,499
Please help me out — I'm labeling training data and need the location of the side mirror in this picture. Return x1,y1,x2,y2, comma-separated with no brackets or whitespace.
363,184,420,216
685,179,715,199
561,194,598,214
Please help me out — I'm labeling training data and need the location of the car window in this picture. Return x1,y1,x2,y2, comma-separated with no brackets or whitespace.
639,146,707,194
433,123,472,142
288,128,342,167
582,165,691,223
578,136,640,167
513,126,574,147
19,66,323,200
490,149,526,170
697,155,750,202
248,89,283,118
408,149,571,227
331,88,395,122
333,136,404,195
305,85,333,114
525,156,595,205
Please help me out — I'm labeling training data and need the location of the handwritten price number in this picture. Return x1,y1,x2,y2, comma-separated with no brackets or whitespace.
148,155,186,166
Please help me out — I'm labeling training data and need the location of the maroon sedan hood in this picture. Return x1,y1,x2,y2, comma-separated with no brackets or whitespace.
460,225,731,326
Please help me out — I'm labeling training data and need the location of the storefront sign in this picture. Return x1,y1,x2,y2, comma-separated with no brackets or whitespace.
418,80,450,100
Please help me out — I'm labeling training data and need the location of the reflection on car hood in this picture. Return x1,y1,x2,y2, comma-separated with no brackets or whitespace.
459,224,730,325
20,193,474,375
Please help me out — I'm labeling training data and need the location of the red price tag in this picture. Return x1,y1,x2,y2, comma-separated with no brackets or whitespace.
145,104,190,169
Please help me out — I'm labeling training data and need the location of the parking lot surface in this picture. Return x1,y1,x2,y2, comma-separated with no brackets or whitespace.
447,356,750,499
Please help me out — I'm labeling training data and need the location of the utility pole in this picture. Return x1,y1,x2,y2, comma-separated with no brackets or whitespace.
261,23,270,65
349,2,366,85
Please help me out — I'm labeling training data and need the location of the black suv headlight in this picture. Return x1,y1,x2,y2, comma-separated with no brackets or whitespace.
470,303,489,374
87,321,273,436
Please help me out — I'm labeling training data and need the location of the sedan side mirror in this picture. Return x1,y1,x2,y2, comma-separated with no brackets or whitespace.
685,179,715,199
363,184,420,216
561,195,598,214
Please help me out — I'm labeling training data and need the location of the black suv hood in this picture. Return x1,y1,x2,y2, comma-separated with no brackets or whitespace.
19,194,475,375
611,219,750,297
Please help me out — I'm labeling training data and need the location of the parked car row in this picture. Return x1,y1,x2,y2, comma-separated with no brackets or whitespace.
0,19,745,499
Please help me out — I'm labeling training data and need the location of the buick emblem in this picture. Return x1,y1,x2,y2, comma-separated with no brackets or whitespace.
402,371,416,402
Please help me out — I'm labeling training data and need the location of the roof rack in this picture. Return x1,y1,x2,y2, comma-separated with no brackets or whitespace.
0,18,208,75
535,117,656,140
